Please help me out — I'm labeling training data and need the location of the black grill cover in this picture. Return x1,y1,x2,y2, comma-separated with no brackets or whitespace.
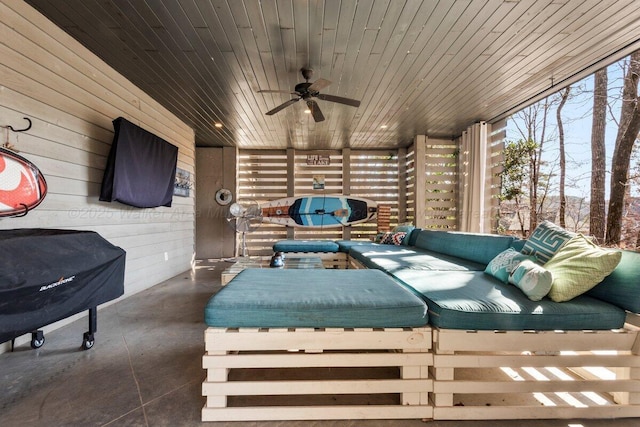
0,229,125,344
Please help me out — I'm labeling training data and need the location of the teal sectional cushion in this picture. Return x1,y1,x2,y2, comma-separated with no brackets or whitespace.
484,248,537,283
403,228,422,246
348,245,485,273
413,230,514,265
335,240,375,253
273,239,339,253
521,221,574,263
392,270,625,331
204,269,428,328
587,250,640,313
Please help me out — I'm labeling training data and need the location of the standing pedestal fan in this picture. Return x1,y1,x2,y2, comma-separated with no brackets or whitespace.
226,201,262,258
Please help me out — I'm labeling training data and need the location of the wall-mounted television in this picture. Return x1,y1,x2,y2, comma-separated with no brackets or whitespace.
100,117,178,208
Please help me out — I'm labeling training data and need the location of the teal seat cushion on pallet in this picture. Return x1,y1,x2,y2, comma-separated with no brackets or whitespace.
205,269,428,328
392,270,626,331
273,239,339,253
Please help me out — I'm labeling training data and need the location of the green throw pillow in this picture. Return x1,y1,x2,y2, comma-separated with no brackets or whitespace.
522,221,575,263
484,248,537,284
508,259,553,301
545,234,622,302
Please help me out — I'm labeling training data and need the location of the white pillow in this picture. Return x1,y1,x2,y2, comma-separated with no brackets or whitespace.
508,259,553,301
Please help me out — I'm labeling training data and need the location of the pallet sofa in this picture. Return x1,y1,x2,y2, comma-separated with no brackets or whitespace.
204,222,640,421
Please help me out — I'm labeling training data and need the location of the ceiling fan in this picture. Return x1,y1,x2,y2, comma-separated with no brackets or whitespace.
258,68,361,122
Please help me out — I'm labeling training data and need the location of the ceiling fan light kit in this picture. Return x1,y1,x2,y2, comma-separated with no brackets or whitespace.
258,68,361,122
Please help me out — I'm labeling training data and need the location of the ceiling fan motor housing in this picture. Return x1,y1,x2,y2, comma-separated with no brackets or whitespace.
295,82,315,97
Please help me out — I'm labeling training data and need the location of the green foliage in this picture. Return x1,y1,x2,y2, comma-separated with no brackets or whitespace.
498,138,539,201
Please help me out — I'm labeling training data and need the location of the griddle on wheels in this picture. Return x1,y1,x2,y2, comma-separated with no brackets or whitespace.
1,229,126,351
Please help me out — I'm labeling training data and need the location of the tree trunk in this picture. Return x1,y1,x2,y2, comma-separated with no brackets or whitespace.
606,51,640,245
557,87,570,228
590,68,608,241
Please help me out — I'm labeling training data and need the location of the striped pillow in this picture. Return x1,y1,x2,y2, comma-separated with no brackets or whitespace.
522,221,574,264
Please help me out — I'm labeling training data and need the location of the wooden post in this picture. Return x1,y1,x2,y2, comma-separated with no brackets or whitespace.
342,148,351,240
287,148,295,240
414,136,427,228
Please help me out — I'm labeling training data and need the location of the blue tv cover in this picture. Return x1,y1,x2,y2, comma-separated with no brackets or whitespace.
100,117,178,208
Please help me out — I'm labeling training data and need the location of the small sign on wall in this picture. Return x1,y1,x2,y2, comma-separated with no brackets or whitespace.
306,154,330,165
313,175,325,190
174,168,192,197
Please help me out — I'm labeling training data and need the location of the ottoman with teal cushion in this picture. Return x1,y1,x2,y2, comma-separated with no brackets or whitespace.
202,268,433,421
272,239,339,253
205,268,428,328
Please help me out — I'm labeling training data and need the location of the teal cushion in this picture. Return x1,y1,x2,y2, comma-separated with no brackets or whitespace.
348,245,485,272
335,240,374,253
413,230,514,265
403,228,422,246
204,269,428,328
587,250,640,313
484,248,537,283
521,221,574,263
393,224,415,233
510,239,526,252
273,239,339,253
392,270,625,331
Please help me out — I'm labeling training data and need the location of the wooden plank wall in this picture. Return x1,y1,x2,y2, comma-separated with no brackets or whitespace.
410,136,458,230
237,149,401,255
424,138,458,230
1,0,195,350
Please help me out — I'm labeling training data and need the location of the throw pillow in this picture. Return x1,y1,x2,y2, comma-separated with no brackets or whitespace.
484,248,537,283
391,231,406,245
379,232,394,244
508,259,553,301
545,234,622,302
522,221,575,263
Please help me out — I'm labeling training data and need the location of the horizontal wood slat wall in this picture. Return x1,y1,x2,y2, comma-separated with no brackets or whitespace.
237,149,401,255
1,1,195,352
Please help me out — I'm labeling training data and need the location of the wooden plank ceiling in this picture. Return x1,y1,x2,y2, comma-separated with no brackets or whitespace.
25,0,640,149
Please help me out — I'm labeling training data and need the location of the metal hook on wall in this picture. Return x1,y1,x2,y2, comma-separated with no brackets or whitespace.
2,117,32,133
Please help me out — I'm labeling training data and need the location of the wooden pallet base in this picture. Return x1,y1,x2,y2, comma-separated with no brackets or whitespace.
202,326,433,421
431,323,640,420
281,251,348,269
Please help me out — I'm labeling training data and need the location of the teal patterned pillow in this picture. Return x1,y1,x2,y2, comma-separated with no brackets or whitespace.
484,248,537,283
522,221,575,263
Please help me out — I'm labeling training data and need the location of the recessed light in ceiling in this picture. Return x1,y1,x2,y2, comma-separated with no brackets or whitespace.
214,122,223,128
380,125,388,129
304,109,311,114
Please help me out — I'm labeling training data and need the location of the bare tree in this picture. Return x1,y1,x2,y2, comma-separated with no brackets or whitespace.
557,86,571,227
606,51,640,245
590,68,608,241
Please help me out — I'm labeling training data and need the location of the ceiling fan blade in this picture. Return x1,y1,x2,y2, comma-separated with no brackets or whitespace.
265,98,300,115
308,78,332,92
258,89,296,94
306,100,325,122
316,93,361,107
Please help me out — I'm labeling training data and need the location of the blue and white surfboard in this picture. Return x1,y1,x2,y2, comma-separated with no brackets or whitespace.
260,195,377,228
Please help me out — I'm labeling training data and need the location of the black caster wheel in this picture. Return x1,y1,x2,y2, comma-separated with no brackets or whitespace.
31,331,45,349
82,332,95,350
